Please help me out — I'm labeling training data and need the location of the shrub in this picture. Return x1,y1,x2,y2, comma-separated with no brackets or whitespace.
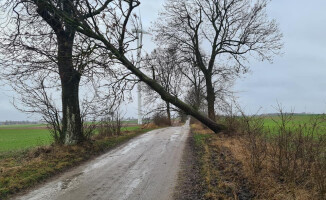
98,111,122,137
224,107,326,199
239,114,267,173
152,112,171,126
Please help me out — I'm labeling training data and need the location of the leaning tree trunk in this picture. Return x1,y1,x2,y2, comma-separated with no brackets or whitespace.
115,54,225,133
166,102,172,126
69,24,225,133
205,75,216,121
58,36,83,145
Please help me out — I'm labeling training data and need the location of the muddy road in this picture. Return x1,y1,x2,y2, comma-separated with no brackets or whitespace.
15,121,190,200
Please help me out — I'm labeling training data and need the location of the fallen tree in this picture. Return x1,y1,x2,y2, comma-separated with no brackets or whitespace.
6,0,225,133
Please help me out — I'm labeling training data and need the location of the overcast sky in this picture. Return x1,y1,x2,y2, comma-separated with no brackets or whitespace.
1,0,326,121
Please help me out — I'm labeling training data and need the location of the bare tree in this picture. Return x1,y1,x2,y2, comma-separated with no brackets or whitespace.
154,0,283,121
0,1,84,144
11,76,64,143
0,0,133,144
1,0,226,133
143,46,182,125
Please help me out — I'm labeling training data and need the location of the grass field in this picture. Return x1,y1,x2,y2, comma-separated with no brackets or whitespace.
0,125,141,153
0,129,52,152
260,114,326,136
0,124,46,128
220,114,326,136
262,114,325,127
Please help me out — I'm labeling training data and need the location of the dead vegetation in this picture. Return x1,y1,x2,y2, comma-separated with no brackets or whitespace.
152,112,172,127
191,112,326,200
189,121,253,200
97,112,123,137
236,112,326,199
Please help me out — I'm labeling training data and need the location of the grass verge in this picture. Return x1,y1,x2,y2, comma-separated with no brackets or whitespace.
173,125,209,200
190,123,253,200
0,127,154,199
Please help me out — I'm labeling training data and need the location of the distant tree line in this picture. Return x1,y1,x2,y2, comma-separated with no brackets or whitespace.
0,121,41,125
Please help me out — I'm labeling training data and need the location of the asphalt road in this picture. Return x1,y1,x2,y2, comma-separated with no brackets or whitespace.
15,121,190,200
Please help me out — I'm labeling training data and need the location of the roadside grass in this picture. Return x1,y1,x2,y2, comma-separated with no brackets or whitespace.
191,123,253,199
0,127,154,200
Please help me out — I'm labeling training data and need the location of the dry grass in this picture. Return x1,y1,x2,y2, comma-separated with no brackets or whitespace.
214,136,313,200
219,112,326,199
152,113,171,126
191,123,214,135
191,122,252,200
191,118,325,200
142,122,159,129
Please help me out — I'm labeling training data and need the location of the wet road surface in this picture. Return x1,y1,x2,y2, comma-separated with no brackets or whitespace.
14,121,190,200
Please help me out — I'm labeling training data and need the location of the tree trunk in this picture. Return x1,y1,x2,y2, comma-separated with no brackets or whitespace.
58,36,83,145
194,86,201,111
166,102,172,126
205,74,216,121
116,53,225,133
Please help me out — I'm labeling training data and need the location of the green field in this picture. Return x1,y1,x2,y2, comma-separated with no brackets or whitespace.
259,114,326,137
262,114,326,127
121,126,140,131
0,129,52,152
0,124,47,128
221,114,326,135
263,114,322,126
0,125,141,153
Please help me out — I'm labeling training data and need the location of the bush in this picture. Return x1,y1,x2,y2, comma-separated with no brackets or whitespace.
152,112,171,126
268,112,326,198
231,110,326,199
98,111,122,137
240,114,267,173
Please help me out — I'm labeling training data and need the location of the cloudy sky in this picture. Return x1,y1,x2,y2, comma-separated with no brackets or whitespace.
0,0,326,121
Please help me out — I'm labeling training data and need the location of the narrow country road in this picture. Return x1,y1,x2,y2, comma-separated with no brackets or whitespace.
14,121,190,200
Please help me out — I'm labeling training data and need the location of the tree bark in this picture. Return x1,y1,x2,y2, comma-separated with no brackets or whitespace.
194,85,201,111
205,73,216,121
33,0,84,145
166,102,172,126
58,36,83,145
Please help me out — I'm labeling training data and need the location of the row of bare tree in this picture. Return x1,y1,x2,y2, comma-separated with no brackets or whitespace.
0,0,282,145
